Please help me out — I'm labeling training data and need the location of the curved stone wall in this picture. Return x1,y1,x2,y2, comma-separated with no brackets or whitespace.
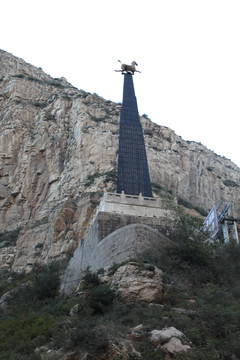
92,223,173,271
61,221,173,294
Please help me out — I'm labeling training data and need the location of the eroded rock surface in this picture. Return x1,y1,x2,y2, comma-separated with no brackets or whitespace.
99,262,163,303
1,50,240,271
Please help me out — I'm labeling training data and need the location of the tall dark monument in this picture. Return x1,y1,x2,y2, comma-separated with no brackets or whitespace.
62,65,175,294
116,73,153,197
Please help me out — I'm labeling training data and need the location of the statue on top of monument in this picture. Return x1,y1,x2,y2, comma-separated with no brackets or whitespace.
115,60,141,75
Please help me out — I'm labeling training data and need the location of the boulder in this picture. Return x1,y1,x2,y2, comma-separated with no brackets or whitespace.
110,262,163,303
150,326,183,346
163,337,191,353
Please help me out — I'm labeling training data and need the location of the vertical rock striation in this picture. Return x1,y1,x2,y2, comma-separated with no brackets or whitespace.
0,50,239,271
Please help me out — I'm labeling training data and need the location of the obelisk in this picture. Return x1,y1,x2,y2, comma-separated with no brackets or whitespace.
116,73,153,197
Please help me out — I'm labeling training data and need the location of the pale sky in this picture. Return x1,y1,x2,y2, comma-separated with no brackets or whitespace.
1,0,240,167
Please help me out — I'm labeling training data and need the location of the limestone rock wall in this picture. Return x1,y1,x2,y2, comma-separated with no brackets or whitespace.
142,118,240,212
0,50,240,271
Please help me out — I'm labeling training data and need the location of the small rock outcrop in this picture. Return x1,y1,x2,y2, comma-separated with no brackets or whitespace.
150,326,191,353
99,262,163,303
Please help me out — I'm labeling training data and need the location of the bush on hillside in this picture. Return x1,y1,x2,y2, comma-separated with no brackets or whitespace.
7,263,61,305
168,213,213,267
81,268,115,314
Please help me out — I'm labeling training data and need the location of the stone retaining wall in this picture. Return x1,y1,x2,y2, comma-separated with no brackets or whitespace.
61,217,173,294
98,211,173,241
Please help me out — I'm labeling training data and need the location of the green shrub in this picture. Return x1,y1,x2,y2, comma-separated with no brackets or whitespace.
31,101,48,108
12,74,25,79
108,259,138,275
223,179,239,187
31,264,60,301
65,317,109,354
144,128,153,137
87,284,115,314
84,172,103,187
144,264,155,271
7,263,61,305
80,269,115,314
177,197,193,209
177,197,208,216
48,80,64,88
193,205,208,217
82,268,99,289
44,113,55,121
104,169,117,184
151,182,163,196
0,227,21,247
211,241,240,288
0,270,27,297
0,310,55,358
169,214,213,267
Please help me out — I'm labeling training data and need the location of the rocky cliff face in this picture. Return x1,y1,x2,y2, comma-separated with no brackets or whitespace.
0,50,240,271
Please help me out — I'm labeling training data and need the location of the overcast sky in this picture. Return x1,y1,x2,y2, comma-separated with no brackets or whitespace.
1,0,240,167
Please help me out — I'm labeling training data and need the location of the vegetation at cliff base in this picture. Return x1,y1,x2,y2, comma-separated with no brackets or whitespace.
0,213,240,359
157,213,240,359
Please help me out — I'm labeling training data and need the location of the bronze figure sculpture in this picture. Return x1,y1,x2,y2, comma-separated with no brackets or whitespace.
115,60,141,74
